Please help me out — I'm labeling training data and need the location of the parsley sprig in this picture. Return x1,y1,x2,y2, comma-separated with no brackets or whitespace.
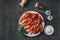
19,26,27,36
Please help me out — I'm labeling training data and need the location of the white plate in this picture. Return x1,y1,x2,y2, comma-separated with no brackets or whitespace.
18,11,45,37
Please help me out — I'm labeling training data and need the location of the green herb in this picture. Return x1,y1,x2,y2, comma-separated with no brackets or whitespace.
19,26,27,36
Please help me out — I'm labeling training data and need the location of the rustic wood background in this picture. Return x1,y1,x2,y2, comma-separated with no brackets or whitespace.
0,0,60,40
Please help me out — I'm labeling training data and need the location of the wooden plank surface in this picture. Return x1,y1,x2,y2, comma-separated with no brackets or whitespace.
0,0,60,40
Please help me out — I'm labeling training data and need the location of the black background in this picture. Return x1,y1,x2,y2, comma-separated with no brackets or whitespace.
0,0,60,40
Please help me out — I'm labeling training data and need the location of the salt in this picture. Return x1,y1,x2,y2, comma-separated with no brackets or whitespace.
44,25,54,35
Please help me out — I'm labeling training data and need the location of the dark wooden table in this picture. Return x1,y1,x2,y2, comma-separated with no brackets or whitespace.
0,0,60,40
